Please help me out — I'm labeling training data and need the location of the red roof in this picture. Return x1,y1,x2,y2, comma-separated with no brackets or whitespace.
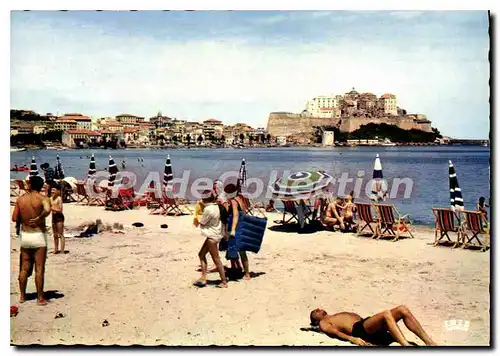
67,129,91,135
204,119,222,123
56,118,77,123
381,93,396,99
59,115,91,121
116,114,137,118
123,128,140,133
101,122,123,127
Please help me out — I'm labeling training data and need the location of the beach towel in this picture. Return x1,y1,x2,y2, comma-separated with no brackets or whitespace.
227,212,267,254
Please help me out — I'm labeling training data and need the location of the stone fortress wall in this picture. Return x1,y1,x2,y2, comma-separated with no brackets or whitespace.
267,112,432,137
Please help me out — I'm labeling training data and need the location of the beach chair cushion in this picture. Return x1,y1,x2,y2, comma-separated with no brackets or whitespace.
228,213,267,254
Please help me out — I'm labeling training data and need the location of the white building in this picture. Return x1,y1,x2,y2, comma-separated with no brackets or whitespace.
379,93,398,116
322,131,335,146
306,95,341,118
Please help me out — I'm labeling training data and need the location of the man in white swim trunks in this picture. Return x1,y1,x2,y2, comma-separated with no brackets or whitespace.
12,176,51,306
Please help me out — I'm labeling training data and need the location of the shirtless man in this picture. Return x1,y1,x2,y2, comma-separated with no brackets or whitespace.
11,176,51,306
309,306,437,346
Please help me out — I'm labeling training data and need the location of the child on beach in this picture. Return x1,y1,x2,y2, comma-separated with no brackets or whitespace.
477,196,490,231
477,197,489,221
194,191,228,288
50,183,65,254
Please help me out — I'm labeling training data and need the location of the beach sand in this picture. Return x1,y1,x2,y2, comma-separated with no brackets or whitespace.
10,203,490,346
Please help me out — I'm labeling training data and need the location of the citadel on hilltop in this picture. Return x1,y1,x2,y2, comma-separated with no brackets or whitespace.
267,88,433,137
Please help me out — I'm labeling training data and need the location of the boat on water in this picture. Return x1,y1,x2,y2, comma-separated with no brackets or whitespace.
10,147,27,152
380,138,397,147
11,165,29,172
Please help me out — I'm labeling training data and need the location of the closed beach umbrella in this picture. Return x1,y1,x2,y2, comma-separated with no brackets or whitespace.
236,158,247,193
54,155,65,179
371,154,386,202
108,155,119,188
87,154,97,179
29,156,39,177
269,171,332,201
163,154,173,187
449,160,464,211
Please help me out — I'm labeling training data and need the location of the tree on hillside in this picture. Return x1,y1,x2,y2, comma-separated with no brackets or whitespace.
197,135,203,145
266,133,271,143
239,133,245,144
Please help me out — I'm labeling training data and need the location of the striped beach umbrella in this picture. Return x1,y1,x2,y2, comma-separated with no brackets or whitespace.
269,170,332,201
371,154,386,201
163,154,173,187
236,158,247,193
54,155,65,179
87,154,97,179
29,156,39,177
108,155,119,188
449,160,464,211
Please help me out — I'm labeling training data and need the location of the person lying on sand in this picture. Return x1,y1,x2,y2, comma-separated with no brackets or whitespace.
308,305,437,346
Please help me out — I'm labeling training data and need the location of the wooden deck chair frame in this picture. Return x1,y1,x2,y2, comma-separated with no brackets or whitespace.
15,179,27,197
460,210,490,251
431,208,461,247
77,182,106,206
161,190,193,216
281,200,312,225
75,182,90,205
238,195,266,218
355,202,378,238
10,180,20,197
375,203,415,241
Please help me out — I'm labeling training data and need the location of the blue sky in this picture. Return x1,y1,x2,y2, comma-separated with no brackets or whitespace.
11,11,490,138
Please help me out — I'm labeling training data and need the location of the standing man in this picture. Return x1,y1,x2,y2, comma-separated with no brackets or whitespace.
12,176,51,306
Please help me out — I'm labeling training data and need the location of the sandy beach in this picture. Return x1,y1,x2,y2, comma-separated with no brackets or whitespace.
10,203,490,346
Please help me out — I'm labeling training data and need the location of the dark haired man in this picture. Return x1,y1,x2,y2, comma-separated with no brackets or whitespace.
309,306,437,346
12,176,51,305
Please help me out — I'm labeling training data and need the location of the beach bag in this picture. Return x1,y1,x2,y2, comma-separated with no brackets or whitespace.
227,212,267,254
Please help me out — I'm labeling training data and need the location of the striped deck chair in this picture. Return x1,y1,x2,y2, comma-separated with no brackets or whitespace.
431,208,461,247
375,203,414,241
15,179,27,196
10,180,20,197
281,200,312,226
355,202,378,238
76,182,105,206
238,195,266,218
460,210,490,251
162,191,193,216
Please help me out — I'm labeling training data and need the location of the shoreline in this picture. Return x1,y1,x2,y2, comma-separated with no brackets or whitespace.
10,143,489,151
9,203,490,346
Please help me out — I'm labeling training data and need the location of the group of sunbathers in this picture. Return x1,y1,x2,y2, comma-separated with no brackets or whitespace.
312,192,357,232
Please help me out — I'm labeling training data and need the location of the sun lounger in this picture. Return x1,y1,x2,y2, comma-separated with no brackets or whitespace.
431,208,462,247
374,203,414,241
460,210,490,251
355,202,379,238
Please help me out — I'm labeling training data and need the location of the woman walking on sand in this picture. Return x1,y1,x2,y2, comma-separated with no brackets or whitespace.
194,191,228,288
50,183,65,254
